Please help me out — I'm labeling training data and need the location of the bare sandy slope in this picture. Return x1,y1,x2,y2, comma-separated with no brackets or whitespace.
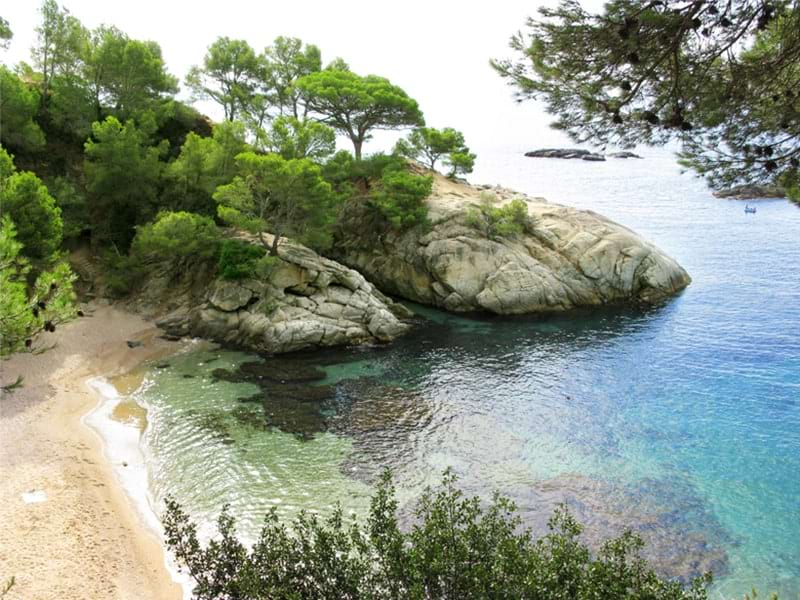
0,303,182,600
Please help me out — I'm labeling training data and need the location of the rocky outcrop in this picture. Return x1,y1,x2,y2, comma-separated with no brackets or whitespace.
129,233,411,354
607,151,643,159
713,183,786,199
333,172,690,315
525,148,606,161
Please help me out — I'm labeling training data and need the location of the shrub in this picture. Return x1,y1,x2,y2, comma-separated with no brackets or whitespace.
0,166,63,262
466,198,530,240
369,170,433,230
0,217,76,356
218,239,266,280
131,211,221,262
163,470,713,600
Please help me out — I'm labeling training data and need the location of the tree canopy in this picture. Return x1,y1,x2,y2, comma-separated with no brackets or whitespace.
260,116,336,161
395,127,476,177
296,70,425,159
0,67,46,151
186,37,260,122
84,115,165,249
214,152,337,254
492,0,800,194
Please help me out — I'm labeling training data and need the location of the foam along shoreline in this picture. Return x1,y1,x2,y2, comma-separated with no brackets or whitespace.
0,303,183,600
84,375,194,599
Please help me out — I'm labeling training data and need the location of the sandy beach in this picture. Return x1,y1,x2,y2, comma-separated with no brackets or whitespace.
0,302,183,600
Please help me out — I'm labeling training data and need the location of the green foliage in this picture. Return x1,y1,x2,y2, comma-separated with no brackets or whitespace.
296,70,425,159
84,115,165,249
186,37,260,122
369,170,432,230
0,67,46,152
163,469,712,600
466,198,530,240
131,212,221,263
214,152,337,254
260,36,322,121
492,0,800,191
32,0,87,107
0,17,11,50
101,250,142,298
321,151,407,197
0,162,63,261
395,127,476,177
45,176,88,241
260,116,335,160
164,121,247,215
0,216,76,356
82,25,178,120
217,239,266,280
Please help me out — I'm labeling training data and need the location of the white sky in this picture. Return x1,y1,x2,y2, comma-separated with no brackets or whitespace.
1,0,597,155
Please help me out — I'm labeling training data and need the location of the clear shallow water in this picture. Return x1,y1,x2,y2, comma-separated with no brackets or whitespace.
127,148,799,598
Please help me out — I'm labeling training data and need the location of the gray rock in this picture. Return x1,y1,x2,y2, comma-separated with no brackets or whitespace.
525,148,605,161
608,151,643,159
130,233,411,354
713,184,786,199
333,171,690,315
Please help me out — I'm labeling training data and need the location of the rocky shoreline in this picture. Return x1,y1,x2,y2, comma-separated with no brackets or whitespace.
124,172,689,354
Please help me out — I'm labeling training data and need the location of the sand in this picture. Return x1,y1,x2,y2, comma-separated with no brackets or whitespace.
0,302,183,600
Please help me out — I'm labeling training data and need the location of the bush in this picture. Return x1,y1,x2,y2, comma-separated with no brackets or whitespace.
369,170,433,230
163,470,713,600
322,151,407,196
0,217,76,356
0,165,63,262
131,211,221,262
466,198,530,240
218,239,266,280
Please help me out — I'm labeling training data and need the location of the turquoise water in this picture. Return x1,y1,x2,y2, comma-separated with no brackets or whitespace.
132,149,800,598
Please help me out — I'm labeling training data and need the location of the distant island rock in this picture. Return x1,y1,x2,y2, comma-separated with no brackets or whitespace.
525,148,605,161
713,184,786,200
524,148,643,161
332,170,690,315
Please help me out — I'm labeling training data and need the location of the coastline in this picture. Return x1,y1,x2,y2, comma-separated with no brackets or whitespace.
0,302,183,600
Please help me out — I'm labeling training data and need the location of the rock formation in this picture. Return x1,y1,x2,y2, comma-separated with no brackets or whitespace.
333,171,691,315
129,233,412,354
713,183,786,199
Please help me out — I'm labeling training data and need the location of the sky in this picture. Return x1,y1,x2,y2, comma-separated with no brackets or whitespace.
1,0,590,155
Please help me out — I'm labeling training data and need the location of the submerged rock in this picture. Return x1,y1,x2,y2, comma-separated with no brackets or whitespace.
129,233,411,354
333,171,691,315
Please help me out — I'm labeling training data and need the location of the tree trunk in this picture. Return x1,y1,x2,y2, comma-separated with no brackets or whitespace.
353,138,363,161
269,231,280,256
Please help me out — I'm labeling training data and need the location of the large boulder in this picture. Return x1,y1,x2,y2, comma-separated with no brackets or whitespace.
333,172,690,315
129,233,411,354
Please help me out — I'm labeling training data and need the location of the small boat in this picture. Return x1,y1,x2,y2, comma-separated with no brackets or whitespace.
744,205,757,214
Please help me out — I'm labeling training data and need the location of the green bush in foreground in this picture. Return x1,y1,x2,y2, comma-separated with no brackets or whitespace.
163,470,712,600
466,197,530,240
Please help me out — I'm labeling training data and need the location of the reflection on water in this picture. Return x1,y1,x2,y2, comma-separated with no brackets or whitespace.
133,149,800,598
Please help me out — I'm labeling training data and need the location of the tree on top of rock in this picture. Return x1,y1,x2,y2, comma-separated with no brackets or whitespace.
213,152,337,255
395,127,476,177
295,69,424,160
